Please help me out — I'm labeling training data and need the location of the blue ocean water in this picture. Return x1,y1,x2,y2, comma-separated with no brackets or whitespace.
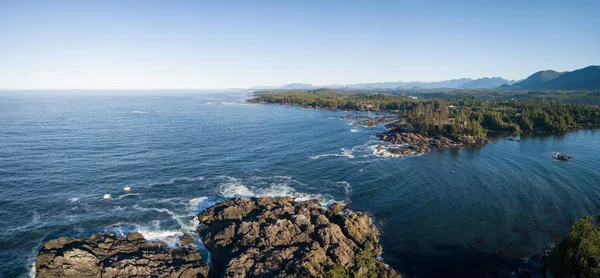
1,90,600,277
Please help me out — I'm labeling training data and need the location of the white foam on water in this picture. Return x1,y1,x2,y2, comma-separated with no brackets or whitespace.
135,226,183,246
118,193,143,199
131,205,192,231
32,211,41,221
218,183,254,198
369,144,418,158
131,110,149,114
311,148,355,159
206,101,236,105
216,177,339,207
165,176,205,185
350,129,360,133
69,197,80,203
187,197,218,214
336,181,352,194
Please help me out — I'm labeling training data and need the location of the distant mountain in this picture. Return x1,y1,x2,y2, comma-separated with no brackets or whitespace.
461,77,516,89
281,83,316,89
340,78,473,89
266,66,600,91
508,66,600,90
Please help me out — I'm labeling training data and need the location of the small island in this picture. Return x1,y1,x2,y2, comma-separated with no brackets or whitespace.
250,89,600,155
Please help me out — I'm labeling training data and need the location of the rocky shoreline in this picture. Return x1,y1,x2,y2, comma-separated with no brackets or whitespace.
375,120,491,156
35,197,400,277
35,233,210,278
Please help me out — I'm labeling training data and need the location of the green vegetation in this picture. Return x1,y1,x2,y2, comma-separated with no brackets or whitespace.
251,89,600,138
325,248,386,278
547,215,600,277
325,264,349,278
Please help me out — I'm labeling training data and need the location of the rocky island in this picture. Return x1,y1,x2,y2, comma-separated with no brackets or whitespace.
35,197,400,277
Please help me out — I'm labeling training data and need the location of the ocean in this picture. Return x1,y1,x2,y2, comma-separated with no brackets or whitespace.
1,90,599,277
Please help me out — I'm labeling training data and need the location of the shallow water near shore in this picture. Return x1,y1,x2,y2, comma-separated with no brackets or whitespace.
1,90,600,277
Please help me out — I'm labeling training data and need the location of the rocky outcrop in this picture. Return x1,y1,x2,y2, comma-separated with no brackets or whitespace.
353,116,398,127
196,196,400,278
35,233,210,278
35,197,399,278
377,131,461,155
460,136,492,145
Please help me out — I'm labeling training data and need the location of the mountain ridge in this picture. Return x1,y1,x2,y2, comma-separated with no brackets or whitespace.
267,65,600,91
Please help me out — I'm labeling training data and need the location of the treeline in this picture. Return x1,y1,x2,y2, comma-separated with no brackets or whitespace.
545,212,600,277
251,90,600,137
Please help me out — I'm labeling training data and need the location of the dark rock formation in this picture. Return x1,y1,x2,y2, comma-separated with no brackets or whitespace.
353,116,397,127
377,131,462,155
35,197,399,278
460,136,492,145
35,233,210,278
197,196,400,277
552,152,573,162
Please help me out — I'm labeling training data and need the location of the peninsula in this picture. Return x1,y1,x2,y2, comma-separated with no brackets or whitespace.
250,89,600,155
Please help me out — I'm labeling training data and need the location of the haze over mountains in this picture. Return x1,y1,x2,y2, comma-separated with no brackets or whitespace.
263,65,600,91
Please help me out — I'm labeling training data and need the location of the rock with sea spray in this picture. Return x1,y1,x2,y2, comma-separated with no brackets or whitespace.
34,197,400,277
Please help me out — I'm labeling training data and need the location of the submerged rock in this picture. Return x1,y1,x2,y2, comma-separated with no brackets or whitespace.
197,196,400,277
35,233,210,278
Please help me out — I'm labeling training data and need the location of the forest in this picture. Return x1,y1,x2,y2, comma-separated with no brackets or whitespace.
250,89,600,138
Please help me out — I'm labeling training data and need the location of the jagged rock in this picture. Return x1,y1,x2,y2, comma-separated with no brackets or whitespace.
35,198,400,278
197,196,400,278
377,131,461,155
35,233,210,278
180,234,195,246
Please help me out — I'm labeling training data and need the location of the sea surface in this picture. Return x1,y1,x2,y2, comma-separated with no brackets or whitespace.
1,90,600,277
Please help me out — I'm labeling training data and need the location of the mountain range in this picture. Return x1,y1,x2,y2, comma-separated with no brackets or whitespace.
267,65,599,91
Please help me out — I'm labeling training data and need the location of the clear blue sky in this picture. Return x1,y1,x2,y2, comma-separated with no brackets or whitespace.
0,0,598,89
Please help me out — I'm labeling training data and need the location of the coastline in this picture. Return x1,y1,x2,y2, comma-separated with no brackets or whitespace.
34,197,401,277
249,98,598,158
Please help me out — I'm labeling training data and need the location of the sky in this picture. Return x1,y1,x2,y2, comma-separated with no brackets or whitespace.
0,0,598,89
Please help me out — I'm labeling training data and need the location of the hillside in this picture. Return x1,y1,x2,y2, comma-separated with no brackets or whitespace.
509,66,600,90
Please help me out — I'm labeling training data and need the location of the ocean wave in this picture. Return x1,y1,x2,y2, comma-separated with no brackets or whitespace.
131,110,149,114
350,129,360,133
311,148,355,159
206,101,236,105
165,176,205,185
135,226,183,246
216,178,338,207
336,181,352,194
105,222,184,246
118,193,143,199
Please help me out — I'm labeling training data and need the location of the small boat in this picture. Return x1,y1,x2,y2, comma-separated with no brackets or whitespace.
124,186,132,192
103,194,111,200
